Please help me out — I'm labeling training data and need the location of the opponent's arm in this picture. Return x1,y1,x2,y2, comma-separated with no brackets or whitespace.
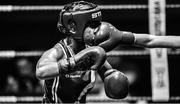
84,22,180,52
97,61,129,99
134,33,180,48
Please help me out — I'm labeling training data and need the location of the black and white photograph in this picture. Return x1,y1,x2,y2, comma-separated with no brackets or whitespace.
0,0,180,103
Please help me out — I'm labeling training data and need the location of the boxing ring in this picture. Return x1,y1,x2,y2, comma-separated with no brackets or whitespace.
1,1,180,103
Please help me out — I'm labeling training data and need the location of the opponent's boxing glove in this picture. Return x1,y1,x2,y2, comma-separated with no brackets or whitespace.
58,46,106,74
83,22,135,52
104,69,129,99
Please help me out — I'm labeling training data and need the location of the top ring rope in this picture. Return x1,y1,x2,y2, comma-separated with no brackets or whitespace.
0,49,180,58
0,96,179,102
0,4,180,12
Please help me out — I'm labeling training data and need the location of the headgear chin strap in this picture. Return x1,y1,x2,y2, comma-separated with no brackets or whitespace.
57,1,102,40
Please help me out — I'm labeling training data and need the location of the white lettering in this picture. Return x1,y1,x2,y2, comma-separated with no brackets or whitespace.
92,11,101,18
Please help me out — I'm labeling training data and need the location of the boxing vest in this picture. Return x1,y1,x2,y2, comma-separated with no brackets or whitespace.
43,39,96,103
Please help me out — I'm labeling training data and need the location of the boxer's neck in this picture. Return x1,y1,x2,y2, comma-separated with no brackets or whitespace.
66,37,86,54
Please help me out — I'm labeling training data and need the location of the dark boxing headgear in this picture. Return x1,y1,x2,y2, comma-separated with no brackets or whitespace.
57,1,102,40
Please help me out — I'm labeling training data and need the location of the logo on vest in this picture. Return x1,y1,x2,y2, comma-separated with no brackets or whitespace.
65,74,81,78
65,71,84,78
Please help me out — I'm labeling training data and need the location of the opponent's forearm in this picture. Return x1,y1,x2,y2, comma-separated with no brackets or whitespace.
133,33,152,47
147,35,180,48
134,33,180,48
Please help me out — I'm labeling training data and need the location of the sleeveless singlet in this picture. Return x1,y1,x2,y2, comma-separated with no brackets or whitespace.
42,39,96,103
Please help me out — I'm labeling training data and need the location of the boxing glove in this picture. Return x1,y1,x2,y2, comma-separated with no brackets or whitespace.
104,69,129,99
58,46,106,74
83,22,135,52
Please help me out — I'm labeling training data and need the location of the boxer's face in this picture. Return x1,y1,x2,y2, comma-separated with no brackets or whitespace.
83,26,95,46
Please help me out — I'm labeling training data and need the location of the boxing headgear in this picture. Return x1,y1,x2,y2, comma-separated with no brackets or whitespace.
57,1,102,41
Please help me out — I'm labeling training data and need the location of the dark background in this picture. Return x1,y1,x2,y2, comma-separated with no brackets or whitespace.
0,0,180,99
0,0,180,50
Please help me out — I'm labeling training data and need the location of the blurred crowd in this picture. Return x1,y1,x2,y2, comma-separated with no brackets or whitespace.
0,57,43,96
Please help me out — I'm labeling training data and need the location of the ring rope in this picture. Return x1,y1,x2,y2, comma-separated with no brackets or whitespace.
0,4,180,12
0,49,179,58
0,51,43,58
0,96,179,102
108,49,180,56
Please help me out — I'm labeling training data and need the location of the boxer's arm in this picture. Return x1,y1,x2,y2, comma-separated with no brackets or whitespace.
36,47,63,80
134,33,180,48
74,46,106,71
36,46,106,80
